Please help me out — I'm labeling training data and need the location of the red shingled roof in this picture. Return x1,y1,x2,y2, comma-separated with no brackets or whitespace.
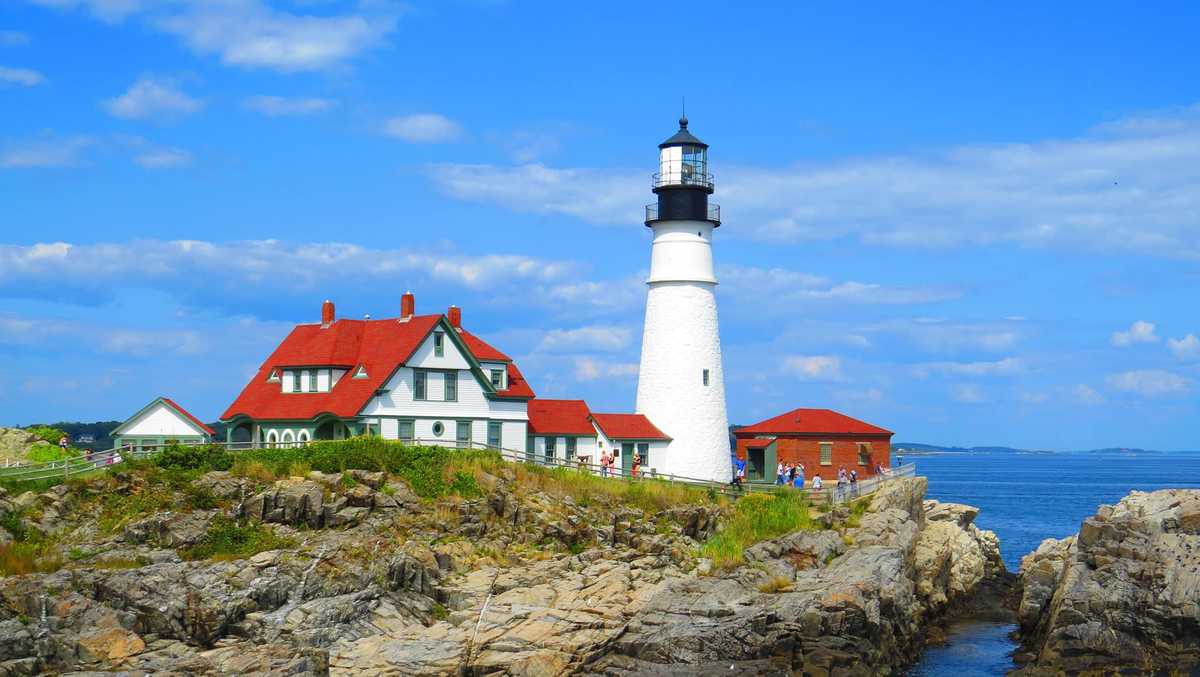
528,399,595,435
590,413,670,441
161,397,216,436
222,313,533,422
736,408,892,436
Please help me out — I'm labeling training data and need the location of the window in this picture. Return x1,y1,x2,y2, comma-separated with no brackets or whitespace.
544,437,556,464
857,442,872,466
525,436,535,462
398,419,414,443
353,365,368,379
637,442,649,467
281,430,295,447
444,371,458,401
490,368,505,389
309,370,318,392
702,369,710,386
566,437,577,461
291,371,301,392
267,430,278,447
820,442,833,466
432,421,445,437
456,420,471,448
487,421,502,449
297,430,310,444
414,370,427,400
267,369,280,382
434,332,444,357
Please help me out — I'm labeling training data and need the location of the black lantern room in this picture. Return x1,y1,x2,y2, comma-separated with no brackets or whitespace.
646,116,721,226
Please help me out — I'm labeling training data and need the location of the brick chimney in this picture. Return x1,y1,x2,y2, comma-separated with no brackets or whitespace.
401,291,415,320
447,305,462,329
321,299,335,328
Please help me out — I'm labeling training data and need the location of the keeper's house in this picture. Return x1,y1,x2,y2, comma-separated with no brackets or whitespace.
733,408,892,483
221,293,534,449
112,397,214,451
527,399,670,475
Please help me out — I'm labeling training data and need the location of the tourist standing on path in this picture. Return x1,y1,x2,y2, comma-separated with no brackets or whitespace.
836,467,848,501
792,470,804,489
776,461,787,485
631,452,641,479
849,469,859,497
58,435,70,455
600,449,611,478
811,475,823,495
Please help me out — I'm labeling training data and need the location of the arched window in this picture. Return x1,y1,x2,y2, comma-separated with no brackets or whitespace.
281,430,295,448
297,430,310,445
267,430,278,448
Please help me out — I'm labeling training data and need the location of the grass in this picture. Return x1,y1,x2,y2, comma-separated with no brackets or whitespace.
0,512,61,576
180,516,294,561
757,575,794,593
95,485,177,534
700,490,816,571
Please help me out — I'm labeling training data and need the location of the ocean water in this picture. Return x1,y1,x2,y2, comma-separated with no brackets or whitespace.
903,449,1200,676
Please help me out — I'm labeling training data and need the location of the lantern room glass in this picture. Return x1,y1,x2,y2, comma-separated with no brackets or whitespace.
657,144,710,188
681,144,706,184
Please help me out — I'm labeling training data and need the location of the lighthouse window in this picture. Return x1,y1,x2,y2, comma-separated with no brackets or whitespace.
702,369,710,386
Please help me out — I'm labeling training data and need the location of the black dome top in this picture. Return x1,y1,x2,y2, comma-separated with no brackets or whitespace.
659,116,708,149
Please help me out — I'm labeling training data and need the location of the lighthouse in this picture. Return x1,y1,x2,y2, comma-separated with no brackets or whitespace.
635,116,732,483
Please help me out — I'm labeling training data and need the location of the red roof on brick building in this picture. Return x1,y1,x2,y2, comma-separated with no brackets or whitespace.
528,399,595,435
736,408,892,436
222,313,533,422
590,413,670,441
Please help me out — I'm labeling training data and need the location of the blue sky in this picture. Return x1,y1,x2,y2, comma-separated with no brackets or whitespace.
2,1,1199,450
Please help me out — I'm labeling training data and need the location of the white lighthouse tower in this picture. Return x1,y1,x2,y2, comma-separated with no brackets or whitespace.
635,116,732,483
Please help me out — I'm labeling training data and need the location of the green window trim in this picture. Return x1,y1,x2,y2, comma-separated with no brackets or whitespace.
490,368,504,389
434,332,445,357
291,370,301,392
414,370,427,400
444,371,458,402
566,437,577,461
398,419,415,443
309,370,318,392
456,420,471,448
544,436,556,463
487,421,502,449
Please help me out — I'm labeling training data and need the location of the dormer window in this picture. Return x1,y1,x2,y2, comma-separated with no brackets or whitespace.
309,370,318,392
292,370,301,392
267,369,280,382
434,332,445,357
490,368,505,390
353,365,368,379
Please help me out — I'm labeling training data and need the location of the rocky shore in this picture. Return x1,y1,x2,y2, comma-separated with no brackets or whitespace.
1014,489,1200,676
0,464,1008,675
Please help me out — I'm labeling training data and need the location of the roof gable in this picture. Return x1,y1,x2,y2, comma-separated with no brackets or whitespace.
736,408,892,436
113,397,214,437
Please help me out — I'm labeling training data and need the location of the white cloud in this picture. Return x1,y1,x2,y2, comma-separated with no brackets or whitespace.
0,31,30,46
134,147,191,169
573,357,639,381
0,313,208,357
1072,384,1106,406
0,136,92,168
950,384,987,404
869,318,1020,354
782,355,842,381
35,1,397,72
1106,369,1191,398
0,66,45,86
538,325,632,352
539,276,645,314
1168,334,1200,360
719,264,961,306
104,77,202,120
243,95,336,116
914,357,1025,378
428,104,1200,260
1110,320,1158,346
0,239,575,314
383,114,463,143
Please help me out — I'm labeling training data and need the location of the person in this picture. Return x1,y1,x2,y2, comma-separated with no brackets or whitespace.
58,435,70,454
792,470,804,489
732,459,746,491
836,467,848,501
599,449,611,478
849,469,859,498
811,474,823,492
631,452,641,479
776,461,787,485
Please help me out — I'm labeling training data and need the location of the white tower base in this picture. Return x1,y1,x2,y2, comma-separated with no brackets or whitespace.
636,221,731,483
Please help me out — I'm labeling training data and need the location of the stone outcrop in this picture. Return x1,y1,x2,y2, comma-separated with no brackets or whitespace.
0,466,1005,675
1015,489,1200,675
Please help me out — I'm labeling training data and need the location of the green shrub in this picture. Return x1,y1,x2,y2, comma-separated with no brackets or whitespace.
700,490,815,571
25,426,68,446
448,470,480,498
25,445,73,463
153,444,233,472
181,517,294,561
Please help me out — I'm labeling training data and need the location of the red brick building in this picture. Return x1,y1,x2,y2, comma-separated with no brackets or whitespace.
734,408,893,483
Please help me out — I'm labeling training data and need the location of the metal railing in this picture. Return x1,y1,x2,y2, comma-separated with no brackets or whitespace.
644,203,721,224
653,170,714,190
0,437,915,507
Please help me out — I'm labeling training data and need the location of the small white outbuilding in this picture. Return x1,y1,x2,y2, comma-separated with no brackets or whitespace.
111,397,214,451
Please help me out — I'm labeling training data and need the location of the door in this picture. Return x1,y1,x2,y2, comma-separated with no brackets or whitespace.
620,443,634,474
748,448,765,481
